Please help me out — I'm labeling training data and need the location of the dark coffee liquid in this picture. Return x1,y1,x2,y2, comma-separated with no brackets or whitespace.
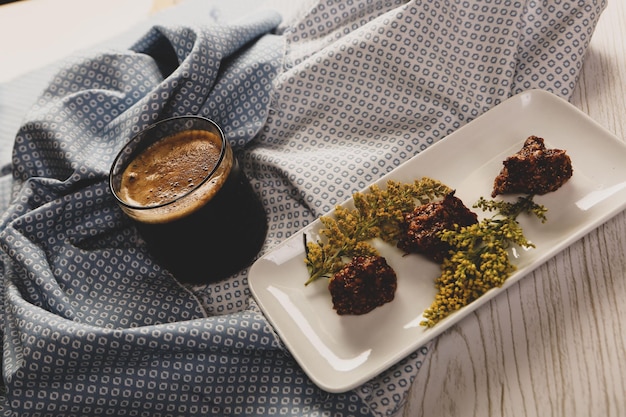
110,117,268,285
134,158,267,284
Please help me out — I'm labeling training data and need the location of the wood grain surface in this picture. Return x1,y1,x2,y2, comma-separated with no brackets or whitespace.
1,1,622,415
403,1,626,416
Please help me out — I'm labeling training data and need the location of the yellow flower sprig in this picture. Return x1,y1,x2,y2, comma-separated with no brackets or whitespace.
420,195,547,327
304,178,452,285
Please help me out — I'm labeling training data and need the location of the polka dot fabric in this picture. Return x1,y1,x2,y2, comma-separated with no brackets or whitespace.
0,0,606,416
253,0,606,218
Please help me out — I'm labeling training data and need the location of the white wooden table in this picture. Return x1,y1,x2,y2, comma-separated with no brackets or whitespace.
402,0,626,415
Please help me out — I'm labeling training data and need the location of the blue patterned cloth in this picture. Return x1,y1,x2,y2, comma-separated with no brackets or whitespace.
0,0,606,416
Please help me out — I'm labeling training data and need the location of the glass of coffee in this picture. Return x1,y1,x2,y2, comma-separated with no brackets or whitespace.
109,116,268,284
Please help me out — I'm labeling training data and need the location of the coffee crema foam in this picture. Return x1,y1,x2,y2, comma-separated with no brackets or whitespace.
118,129,232,224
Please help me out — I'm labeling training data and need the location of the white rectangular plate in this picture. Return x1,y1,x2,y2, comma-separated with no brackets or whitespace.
248,89,626,393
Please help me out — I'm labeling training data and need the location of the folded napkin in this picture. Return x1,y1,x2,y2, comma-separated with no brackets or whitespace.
0,0,606,416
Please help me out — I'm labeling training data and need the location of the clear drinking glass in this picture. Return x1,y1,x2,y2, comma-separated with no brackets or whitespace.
109,116,267,284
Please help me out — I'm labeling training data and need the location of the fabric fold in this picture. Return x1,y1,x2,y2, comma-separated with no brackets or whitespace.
0,0,608,416
252,0,606,219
